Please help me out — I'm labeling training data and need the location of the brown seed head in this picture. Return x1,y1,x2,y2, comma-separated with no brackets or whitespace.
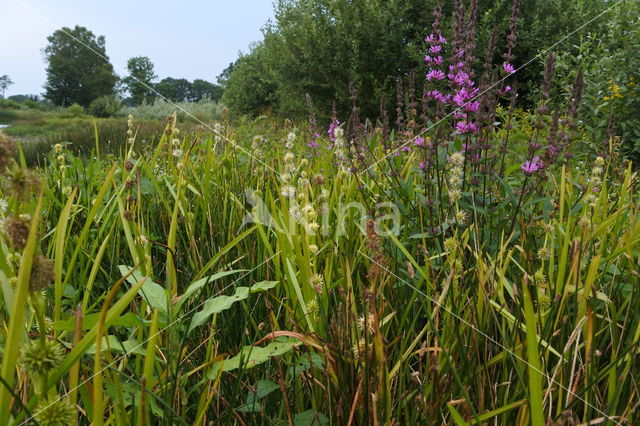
30,254,55,292
3,215,30,249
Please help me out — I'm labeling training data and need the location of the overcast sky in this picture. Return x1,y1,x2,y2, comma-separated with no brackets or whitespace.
0,0,274,97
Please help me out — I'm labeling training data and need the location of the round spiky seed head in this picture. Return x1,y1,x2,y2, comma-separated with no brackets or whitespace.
7,167,40,197
537,247,551,260
30,254,55,292
34,396,75,426
34,315,55,335
444,237,457,254
2,215,30,249
20,339,64,377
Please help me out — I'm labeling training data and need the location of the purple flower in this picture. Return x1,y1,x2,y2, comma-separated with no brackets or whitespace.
520,156,543,174
503,62,516,74
425,55,443,65
426,34,447,44
429,45,442,54
401,146,411,152
500,85,512,95
456,121,478,134
414,137,425,146
463,101,480,112
427,90,449,104
426,69,446,81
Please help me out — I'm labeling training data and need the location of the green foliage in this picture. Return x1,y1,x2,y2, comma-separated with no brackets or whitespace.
43,26,118,107
89,95,121,118
66,103,84,117
155,77,192,102
123,56,158,106
222,42,278,116
190,79,223,102
554,1,640,159
221,0,617,120
122,98,225,123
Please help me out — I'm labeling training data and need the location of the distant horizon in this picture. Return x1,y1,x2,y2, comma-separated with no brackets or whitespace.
0,0,274,98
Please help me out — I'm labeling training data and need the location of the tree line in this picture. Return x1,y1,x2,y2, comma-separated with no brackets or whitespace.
6,0,623,124
40,26,223,110
220,0,615,122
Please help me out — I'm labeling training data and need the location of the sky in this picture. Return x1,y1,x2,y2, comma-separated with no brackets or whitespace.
0,0,274,97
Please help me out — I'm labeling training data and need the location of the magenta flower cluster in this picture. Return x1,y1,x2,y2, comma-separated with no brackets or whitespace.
424,29,480,135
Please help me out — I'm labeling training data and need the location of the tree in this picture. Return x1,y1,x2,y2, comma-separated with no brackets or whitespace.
216,62,237,89
123,56,158,106
43,26,118,107
190,79,223,102
155,78,192,102
222,43,278,116
0,75,13,98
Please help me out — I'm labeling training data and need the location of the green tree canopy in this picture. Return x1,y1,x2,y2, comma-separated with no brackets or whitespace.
43,26,118,107
123,56,158,106
155,77,192,102
222,43,278,116
221,0,613,121
190,79,223,102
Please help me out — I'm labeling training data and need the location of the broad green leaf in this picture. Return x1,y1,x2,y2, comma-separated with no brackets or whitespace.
236,380,280,412
85,336,146,355
119,265,167,313
176,269,246,312
188,281,278,332
55,312,143,331
294,409,329,426
207,338,300,377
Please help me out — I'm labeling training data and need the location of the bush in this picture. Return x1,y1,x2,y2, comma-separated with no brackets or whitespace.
0,99,23,110
89,95,122,118
66,103,84,117
554,2,640,159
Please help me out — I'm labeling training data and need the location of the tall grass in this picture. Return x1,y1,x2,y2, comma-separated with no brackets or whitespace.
0,101,637,424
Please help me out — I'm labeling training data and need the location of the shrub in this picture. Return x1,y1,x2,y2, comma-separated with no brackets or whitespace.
554,2,640,159
89,95,122,118
66,103,84,117
0,99,22,110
